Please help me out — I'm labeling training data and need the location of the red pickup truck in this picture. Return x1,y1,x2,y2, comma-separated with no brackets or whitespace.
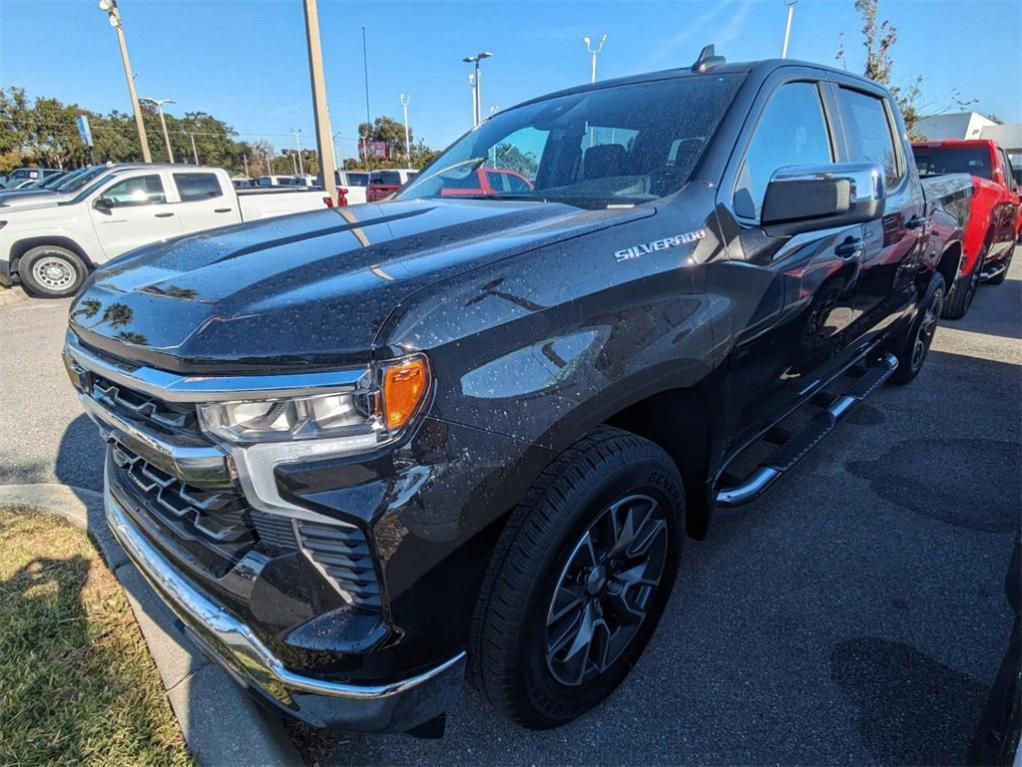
913,139,1021,318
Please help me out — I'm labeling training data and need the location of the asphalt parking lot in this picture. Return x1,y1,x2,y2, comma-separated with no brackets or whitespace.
1,251,1019,765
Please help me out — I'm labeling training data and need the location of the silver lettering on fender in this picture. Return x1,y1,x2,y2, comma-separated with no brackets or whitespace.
614,229,706,262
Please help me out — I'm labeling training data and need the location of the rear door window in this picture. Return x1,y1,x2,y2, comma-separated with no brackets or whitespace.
173,173,223,202
837,88,902,187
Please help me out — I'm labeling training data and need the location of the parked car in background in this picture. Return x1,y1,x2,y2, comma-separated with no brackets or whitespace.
439,166,535,197
2,167,62,188
334,170,369,205
0,165,331,297
365,168,418,202
64,53,969,735
912,139,1021,317
0,165,118,209
232,176,256,189
255,175,288,187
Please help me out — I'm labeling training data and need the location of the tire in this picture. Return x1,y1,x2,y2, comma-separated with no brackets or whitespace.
470,426,685,729
942,247,984,320
986,246,1012,285
18,245,87,298
891,272,945,385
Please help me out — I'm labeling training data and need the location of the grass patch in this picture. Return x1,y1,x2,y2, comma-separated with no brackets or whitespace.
0,508,192,766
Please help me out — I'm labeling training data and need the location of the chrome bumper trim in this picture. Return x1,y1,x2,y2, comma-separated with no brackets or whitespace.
106,490,466,702
64,331,368,403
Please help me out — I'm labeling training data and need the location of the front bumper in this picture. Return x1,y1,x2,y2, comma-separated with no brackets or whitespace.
105,487,466,731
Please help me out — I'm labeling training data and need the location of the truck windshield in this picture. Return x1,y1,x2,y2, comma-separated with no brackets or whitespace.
398,74,744,208
912,146,992,180
55,165,110,192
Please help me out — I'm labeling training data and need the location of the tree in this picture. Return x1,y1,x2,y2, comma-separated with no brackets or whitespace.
854,0,923,137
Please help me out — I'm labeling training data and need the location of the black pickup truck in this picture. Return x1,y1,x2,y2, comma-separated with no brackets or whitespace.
64,50,971,735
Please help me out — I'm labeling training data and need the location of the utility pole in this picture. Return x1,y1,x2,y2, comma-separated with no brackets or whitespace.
303,0,337,201
189,133,199,164
399,93,411,162
97,0,151,162
781,0,797,59
463,52,492,128
140,97,175,162
361,25,371,166
582,34,607,83
291,129,304,175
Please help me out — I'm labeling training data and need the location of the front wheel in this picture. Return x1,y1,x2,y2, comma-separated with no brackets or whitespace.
18,245,88,298
891,272,944,385
470,427,685,729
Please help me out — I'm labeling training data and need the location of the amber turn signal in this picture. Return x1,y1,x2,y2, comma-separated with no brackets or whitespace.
382,356,429,430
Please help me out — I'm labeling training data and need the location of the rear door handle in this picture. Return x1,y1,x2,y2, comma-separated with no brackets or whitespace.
154,212,175,218
835,237,863,259
214,208,233,213
905,215,926,230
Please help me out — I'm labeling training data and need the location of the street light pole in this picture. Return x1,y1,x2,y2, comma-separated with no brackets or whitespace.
98,0,151,162
189,133,199,164
467,73,477,128
303,0,337,202
140,97,175,162
781,0,797,59
582,34,607,83
399,93,411,162
462,52,492,128
292,129,304,175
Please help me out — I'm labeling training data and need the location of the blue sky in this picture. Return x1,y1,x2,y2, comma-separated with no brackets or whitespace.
1,0,1019,157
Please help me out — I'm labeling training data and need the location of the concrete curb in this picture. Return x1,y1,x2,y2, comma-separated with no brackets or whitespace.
0,286,29,307
0,482,304,766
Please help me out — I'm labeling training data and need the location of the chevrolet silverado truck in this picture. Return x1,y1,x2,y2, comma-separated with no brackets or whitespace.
912,139,1021,318
0,165,331,298
64,51,970,735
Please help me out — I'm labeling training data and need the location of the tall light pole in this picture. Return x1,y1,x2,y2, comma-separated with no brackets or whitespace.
361,25,371,166
462,52,492,128
97,0,151,162
189,133,199,164
140,97,175,162
399,93,411,162
467,73,477,128
303,0,337,202
582,34,607,83
291,129,304,175
781,0,797,59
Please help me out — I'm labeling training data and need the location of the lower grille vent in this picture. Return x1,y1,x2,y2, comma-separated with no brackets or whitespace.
296,521,382,609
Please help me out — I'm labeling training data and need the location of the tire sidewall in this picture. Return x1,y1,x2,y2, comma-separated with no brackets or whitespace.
513,456,685,726
20,245,86,298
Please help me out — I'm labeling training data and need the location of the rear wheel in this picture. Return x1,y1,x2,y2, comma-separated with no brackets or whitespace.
470,427,685,729
891,273,944,385
986,246,1013,285
18,245,87,298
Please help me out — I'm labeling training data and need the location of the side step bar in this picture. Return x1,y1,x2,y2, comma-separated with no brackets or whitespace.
980,262,1006,282
714,352,898,508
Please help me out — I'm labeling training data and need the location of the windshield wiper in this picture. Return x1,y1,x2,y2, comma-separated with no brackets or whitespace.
445,193,548,202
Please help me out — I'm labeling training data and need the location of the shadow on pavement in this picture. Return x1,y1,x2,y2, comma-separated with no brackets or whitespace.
831,637,988,765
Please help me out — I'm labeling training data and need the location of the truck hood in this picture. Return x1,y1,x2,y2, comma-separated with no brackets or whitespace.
69,198,652,372
0,191,67,209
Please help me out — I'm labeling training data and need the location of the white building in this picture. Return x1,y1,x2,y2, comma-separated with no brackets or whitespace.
916,112,1022,170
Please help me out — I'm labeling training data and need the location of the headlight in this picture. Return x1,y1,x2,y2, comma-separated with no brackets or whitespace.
197,355,430,452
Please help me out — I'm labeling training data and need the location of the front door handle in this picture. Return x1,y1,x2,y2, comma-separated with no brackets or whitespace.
214,208,233,213
835,237,863,259
154,212,175,218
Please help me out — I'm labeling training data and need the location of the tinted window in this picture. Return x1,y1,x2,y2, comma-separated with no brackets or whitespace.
999,149,1016,191
912,146,992,180
346,172,369,186
838,88,901,187
174,172,222,202
734,82,833,219
373,171,402,185
101,175,166,206
399,74,744,208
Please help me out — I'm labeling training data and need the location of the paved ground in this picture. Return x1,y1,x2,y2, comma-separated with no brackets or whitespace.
1,252,1019,765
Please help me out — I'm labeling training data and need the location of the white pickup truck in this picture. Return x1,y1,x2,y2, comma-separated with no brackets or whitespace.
0,165,329,297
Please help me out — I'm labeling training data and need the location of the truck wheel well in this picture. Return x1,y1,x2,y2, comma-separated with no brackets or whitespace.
604,387,715,540
936,241,963,289
10,237,93,275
